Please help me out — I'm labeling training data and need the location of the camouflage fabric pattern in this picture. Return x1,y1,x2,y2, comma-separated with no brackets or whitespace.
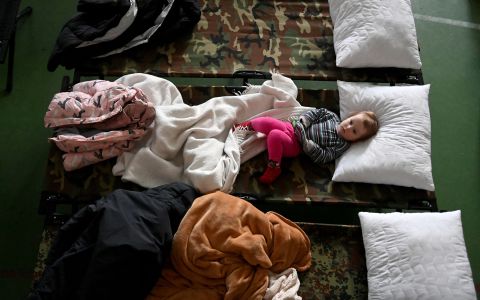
81,0,335,80
297,222,368,299
32,221,368,298
41,86,436,212
42,148,143,203
233,152,436,209
76,0,422,84
32,223,59,284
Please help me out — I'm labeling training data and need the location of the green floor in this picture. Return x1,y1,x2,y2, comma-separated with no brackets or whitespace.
0,0,478,298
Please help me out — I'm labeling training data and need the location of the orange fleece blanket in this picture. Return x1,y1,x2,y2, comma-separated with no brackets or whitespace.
147,191,311,300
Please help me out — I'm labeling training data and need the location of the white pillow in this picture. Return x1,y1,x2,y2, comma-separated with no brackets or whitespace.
332,81,434,191
328,0,422,69
359,211,476,299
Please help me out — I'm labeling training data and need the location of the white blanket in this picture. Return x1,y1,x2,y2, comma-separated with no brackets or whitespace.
264,268,302,300
113,73,312,193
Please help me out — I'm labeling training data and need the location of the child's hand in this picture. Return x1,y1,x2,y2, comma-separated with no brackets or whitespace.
299,116,311,128
294,123,307,144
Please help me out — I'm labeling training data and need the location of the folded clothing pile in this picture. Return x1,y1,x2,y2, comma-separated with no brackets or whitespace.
44,79,156,171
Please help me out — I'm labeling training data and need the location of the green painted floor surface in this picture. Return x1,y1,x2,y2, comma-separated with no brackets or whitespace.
0,0,478,298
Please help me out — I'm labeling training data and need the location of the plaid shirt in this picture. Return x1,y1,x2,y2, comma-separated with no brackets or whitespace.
294,108,350,164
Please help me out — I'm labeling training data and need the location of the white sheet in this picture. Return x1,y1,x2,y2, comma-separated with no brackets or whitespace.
113,73,312,193
264,268,302,300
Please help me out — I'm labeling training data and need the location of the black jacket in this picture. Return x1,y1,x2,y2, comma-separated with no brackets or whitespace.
28,182,198,300
48,0,201,71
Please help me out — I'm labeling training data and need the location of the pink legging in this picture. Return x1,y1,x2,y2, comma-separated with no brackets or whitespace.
251,117,301,163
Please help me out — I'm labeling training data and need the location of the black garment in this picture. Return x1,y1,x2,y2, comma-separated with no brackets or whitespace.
77,0,131,12
47,0,201,71
46,0,132,71
28,182,198,300
149,0,201,45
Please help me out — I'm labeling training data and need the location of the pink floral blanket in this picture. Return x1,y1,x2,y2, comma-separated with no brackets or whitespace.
44,80,155,171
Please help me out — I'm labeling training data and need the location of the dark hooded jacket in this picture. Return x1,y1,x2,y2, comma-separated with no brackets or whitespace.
28,182,198,300
48,0,201,71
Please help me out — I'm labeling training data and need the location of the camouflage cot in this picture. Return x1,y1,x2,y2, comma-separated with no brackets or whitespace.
70,0,423,85
40,85,436,217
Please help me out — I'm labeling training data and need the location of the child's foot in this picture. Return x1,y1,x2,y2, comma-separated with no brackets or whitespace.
233,120,253,131
259,165,281,185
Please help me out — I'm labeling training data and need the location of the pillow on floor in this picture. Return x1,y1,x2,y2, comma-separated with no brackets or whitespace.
328,0,422,69
359,211,476,299
332,81,434,191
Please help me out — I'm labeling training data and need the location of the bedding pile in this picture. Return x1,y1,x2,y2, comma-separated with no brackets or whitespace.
44,80,156,171
29,185,311,300
112,72,313,193
147,191,312,300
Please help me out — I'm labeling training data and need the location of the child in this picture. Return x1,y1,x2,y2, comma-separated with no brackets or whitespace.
236,108,378,184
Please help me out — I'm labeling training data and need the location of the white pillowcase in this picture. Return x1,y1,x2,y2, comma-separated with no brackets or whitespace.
359,211,476,300
332,81,434,191
328,0,422,69
333,81,435,191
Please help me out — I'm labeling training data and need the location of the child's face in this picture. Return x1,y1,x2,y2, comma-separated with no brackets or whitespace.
337,114,369,142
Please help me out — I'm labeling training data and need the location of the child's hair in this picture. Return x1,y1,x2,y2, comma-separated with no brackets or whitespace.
351,111,379,141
